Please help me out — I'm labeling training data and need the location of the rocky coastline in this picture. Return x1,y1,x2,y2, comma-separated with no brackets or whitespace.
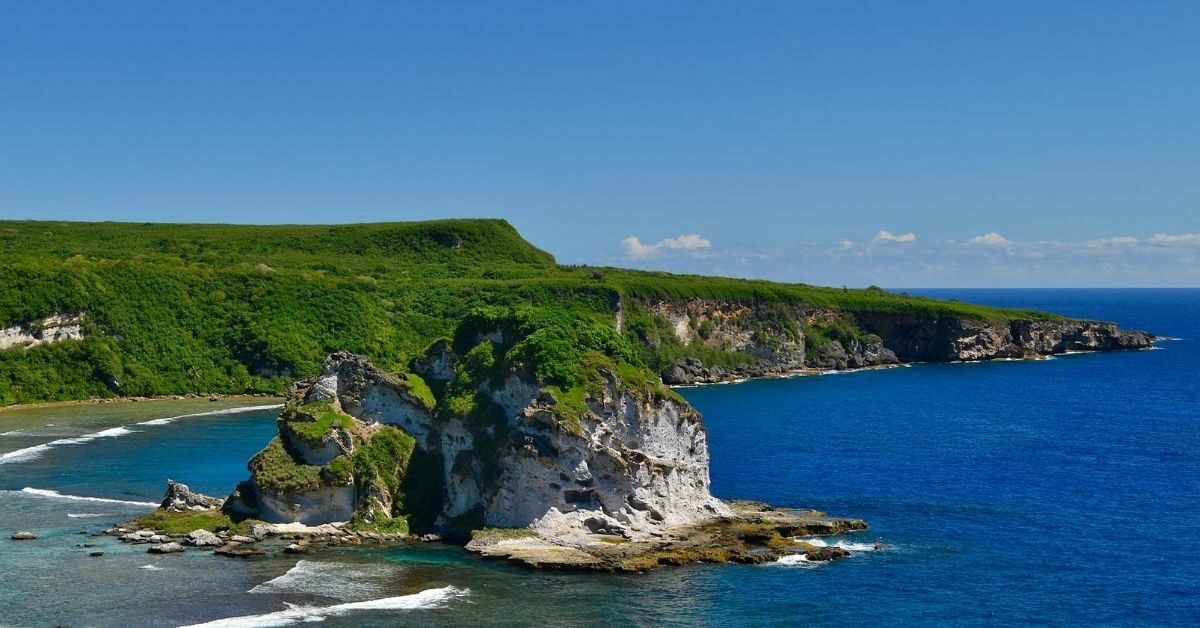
648,299,1154,385
110,306,1153,572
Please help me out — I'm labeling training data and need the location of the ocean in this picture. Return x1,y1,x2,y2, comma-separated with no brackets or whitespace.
0,289,1196,626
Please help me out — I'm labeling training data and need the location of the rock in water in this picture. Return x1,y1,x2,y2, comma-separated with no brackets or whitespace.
147,542,184,554
10,531,37,540
159,479,223,511
214,543,264,558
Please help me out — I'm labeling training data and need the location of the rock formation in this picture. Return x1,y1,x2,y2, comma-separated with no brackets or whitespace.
226,350,731,541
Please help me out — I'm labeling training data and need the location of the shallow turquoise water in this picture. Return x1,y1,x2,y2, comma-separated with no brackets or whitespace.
1,289,1196,626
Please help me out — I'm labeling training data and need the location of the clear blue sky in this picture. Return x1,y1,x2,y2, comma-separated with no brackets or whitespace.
2,2,1197,286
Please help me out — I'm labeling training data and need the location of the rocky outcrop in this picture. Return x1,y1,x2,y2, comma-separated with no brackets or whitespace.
640,298,1152,384
466,501,866,572
159,480,223,511
0,312,85,350
230,351,729,540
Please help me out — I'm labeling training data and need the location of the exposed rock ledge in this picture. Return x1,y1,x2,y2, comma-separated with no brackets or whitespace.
0,312,85,351
467,501,866,571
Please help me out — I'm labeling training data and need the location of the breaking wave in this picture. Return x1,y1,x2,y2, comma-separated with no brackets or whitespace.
136,404,282,426
0,404,279,464
182,586,469,627
774,554,820,568
8,487,157,508
249,560,401,599
797,537,888,552
0,427,135,464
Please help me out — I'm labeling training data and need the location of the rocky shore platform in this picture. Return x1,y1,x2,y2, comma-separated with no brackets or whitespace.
113,483,866,572
465,501,867,572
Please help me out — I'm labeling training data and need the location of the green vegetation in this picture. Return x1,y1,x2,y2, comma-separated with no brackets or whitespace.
130,509,264,535
470,527,539,541
131,509,234,534
404,373,436,408
248,437,322,492
289,400,352,441
0,219,1058,406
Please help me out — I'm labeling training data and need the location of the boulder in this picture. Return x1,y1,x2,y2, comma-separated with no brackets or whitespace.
160,480,223,511
10,531,36,540
185,529,223,547
147,542,184,554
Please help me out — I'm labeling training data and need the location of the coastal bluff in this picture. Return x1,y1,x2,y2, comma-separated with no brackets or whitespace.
217,349,865,570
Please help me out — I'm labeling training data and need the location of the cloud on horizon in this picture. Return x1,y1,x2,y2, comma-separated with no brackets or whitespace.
968,232,1012,246
622,233,712,258
873,230,917,243
603,231,1200,287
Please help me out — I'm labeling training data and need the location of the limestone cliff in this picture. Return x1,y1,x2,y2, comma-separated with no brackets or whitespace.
636,298,1153,384
227,349,729,541
0,312,85,350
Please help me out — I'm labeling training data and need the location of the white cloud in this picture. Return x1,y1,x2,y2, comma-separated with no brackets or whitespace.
622,233,712,258
1085,236,1139,247
838,239,855,250
1150,233,1200,244
873,230,916,243
968,232,1012,246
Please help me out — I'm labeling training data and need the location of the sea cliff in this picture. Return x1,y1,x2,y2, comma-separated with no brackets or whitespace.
637,298,1153,384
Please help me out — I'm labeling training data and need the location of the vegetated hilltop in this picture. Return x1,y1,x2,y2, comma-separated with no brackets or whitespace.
0,219,1151,406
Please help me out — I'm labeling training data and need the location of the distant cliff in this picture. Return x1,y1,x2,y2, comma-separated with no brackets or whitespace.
631,298,1153,385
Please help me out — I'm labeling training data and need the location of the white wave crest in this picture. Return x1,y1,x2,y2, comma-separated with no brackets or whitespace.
0,426,137,464
0,443,53,463
67,512,109,518
182,586,469,627
136,404,282,426
0,429,23,436
774,554,821,568
796,537,890,552
0,404,279,464
250,560,400,599
139,564,165,571
10,487,157,508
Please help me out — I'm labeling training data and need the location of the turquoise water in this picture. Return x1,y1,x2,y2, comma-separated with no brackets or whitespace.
1,289,1196,626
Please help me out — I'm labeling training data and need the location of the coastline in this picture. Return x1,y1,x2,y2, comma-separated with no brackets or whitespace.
0,393,284,414
668,342,1162,389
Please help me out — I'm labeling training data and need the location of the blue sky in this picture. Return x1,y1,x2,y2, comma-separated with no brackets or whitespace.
2,2,1197,286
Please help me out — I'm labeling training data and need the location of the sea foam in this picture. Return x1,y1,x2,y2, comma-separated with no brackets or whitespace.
797,537,888,552
181,586,469,627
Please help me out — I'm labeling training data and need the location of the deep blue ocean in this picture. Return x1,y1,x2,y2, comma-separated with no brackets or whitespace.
0,289,1196,626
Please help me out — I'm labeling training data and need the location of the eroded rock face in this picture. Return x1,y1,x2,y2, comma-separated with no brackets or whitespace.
234,351,729,540
488,369,730,538
0,312,85,350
